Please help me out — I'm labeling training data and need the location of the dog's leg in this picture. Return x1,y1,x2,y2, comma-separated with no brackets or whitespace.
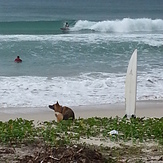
55,113,63,122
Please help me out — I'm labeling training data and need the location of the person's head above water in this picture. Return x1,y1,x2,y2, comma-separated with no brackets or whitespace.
14,56,22,63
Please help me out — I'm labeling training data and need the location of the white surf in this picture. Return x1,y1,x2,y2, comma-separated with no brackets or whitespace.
125,49,137,118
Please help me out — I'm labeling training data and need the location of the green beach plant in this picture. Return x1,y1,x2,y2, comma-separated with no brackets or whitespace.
0,117,162,146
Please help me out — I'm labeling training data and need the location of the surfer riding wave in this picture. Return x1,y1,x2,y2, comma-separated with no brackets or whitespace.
60,22,69,31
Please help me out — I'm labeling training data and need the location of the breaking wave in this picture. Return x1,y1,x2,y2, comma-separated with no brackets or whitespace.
72,18,163,33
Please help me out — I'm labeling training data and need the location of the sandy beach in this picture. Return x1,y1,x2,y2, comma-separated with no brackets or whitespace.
0,100,162,162
0,100,162,123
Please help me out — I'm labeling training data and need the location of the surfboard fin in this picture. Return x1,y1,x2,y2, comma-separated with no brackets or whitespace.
124,114,136,119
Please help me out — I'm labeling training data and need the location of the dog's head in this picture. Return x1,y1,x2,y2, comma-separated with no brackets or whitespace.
49,101,62,113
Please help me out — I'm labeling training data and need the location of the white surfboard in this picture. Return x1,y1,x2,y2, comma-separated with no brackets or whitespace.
125,49,137,118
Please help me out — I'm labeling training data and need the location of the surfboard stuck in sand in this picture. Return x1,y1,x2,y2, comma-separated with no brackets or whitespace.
125,49,137,118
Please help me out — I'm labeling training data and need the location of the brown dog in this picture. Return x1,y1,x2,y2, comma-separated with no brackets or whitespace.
49,101,75,122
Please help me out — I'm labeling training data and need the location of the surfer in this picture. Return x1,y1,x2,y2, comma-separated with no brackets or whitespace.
65,22,69,28
14,56,22,63
60,22,69,31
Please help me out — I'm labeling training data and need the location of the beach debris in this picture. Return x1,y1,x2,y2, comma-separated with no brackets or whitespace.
18,145,105,163
108,130,118,135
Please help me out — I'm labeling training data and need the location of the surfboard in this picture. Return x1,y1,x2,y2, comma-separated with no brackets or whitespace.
125,49,137,118
60,27,69,31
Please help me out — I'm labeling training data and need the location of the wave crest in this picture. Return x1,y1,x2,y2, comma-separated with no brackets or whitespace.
72,18,163,33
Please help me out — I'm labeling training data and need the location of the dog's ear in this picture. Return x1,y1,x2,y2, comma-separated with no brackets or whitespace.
56,101,59,106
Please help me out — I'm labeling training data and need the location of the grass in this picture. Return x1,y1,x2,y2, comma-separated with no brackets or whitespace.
0,117,162,162
0,116,162,146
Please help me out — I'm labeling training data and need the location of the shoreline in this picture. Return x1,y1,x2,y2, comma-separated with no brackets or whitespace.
0,100,162,123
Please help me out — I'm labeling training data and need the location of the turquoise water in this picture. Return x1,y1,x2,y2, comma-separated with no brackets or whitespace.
0,0,163,111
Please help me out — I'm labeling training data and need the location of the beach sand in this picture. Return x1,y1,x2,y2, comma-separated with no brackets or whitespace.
0,100,162,123
0,100,162,162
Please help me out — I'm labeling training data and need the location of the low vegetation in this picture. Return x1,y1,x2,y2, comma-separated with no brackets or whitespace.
0,117,162,162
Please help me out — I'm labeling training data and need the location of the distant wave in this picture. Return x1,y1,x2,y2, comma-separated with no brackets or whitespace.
71,18,163,33
0,18,163,35
0,33,162,48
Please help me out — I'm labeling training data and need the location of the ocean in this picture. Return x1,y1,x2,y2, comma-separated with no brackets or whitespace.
0,0,163,113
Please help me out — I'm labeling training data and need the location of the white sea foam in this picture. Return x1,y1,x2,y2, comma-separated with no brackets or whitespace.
0,72,162,113
0,32,162,47
72,18,163,33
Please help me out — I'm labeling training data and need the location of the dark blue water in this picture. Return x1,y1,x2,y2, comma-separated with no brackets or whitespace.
1,0,163,21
